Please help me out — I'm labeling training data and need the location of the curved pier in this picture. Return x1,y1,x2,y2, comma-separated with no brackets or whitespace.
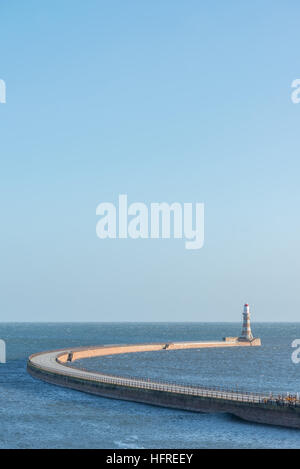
27,340,300,429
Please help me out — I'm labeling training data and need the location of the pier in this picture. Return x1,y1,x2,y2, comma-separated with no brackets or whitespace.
27,339,300,430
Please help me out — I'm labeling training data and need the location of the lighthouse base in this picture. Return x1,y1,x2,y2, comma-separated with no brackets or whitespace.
223,337,261,346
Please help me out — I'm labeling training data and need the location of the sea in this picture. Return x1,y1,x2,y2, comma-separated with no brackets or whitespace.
1,322,300,449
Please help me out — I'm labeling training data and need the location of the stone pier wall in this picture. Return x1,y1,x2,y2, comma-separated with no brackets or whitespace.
26,338,300,430
27,359,300,429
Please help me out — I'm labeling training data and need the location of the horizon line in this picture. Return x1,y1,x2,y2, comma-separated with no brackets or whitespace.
0,320,298,324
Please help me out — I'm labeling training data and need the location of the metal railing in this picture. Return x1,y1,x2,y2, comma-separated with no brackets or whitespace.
28,358,300,408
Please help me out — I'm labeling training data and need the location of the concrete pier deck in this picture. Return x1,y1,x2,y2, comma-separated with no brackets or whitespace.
27,340,300,430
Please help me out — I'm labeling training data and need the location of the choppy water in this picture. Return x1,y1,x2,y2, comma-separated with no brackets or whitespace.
1,322,300,448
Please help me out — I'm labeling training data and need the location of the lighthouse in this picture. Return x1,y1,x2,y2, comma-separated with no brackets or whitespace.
223,304,261,345
239,303,254,341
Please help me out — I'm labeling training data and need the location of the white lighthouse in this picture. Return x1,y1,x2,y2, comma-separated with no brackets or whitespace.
223,304,261,345
239,303,254,341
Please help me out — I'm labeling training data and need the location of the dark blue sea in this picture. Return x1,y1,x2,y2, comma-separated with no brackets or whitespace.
1,322,300,449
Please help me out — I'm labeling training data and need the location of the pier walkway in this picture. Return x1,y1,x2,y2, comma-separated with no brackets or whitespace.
27,341,300,429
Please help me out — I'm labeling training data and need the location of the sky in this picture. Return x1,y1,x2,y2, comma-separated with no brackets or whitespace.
0,0,300,321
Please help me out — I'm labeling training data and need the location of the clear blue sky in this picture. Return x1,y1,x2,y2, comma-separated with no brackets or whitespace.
1,1,299,321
